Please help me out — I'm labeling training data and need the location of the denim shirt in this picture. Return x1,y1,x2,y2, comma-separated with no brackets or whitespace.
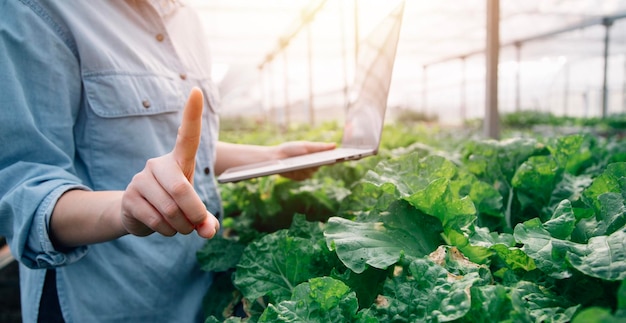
0,1,221,321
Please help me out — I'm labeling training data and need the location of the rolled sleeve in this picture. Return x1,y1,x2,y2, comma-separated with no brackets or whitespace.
28,184,90,268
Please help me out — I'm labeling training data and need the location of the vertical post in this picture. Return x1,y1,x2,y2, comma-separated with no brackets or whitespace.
623,53,626,112
515,42,521,112
422,65,429,114
267,61,275,123
601,17,613,118
485,0,500,139
340,0,350,112
354,0,359,61
563,62,570,116
282,47,290,128
307,23,315,126
258,66,266,122
461,57,467,123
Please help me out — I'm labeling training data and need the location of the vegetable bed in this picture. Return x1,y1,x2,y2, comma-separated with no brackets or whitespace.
199,122,626,322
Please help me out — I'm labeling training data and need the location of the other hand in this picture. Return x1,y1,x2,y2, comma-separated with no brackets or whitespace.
275,141,336,181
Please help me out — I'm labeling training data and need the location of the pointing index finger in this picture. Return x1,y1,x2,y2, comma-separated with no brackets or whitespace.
173,87,204,180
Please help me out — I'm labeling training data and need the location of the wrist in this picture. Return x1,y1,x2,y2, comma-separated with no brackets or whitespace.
51,190,128,248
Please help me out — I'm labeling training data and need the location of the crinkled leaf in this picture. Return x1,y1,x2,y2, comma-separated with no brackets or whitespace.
510,281,579,323
514,218,574,279
549,172,593,211
339,181,400,216
405,177,476,232
371,257,482,322
325,200,443,273
259,277,358,323
468,226,516,247
517,217,626,281
233,230,324,302
596,193,626,236
491,244,537,272
288,213,323,241
196,235,246,272
443,230,493,264
512,155,559,212
583,162,626,213
462,137,546,185
463,285,514,323
364,154,457,196
543,200,577,240
547,134,594,175
567,228,626,281
576,192,626,240
452,171,503,218
428,245,490,277
330,266,389,309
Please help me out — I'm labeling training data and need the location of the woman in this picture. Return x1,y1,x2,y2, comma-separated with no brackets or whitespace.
0,1,334,321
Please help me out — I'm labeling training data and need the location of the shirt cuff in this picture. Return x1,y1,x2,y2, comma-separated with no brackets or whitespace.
27,184,90,269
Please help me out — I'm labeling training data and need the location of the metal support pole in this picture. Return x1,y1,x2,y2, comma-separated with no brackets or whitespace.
307,24,315,126
515,42,521,112
461,57,467,123
422,65,428,113
354,0,359,61
283,49,290,127
601,17,613,118
258,67,266,122
563,62,570,116
268,62,275,123
485,0,500,139
340,0,349,113
623,53,626,112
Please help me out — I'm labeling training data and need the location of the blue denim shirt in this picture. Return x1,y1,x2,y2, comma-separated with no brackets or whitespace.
0,1,222,321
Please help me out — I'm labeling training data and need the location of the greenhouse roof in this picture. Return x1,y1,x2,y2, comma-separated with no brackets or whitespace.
192,0,626,68
190,0,626,125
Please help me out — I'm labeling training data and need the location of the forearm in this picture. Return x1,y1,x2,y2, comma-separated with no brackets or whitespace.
214,142,278,175
50,189,128,248
214,141,337,177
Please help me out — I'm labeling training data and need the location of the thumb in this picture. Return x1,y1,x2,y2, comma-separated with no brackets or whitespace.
173,87,204,181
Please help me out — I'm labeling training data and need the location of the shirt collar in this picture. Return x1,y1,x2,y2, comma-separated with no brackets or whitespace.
146,0,185,17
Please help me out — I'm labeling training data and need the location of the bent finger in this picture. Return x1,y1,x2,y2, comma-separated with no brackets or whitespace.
152,159,208,227
195,211,220,239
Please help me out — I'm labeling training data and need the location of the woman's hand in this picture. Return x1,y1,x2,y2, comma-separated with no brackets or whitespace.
121,87,220,239
49,88,219,248
274,141,336,181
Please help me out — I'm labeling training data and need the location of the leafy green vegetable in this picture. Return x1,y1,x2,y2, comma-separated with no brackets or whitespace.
371,255,486,322
259,277,359,323
199,122,626,322
325,200,443,273
196,235,247,273
233,229,325,303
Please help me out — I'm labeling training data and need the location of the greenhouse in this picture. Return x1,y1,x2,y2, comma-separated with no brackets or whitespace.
1,0,626,322
196,0,626,135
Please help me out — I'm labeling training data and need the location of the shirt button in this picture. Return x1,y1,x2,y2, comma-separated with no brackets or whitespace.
204,167,210,175
156,33,165,42
142,100,151,108
179,73,187,80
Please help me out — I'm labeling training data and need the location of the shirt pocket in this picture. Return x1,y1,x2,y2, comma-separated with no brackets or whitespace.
80,73,186,190
84,73,185,117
